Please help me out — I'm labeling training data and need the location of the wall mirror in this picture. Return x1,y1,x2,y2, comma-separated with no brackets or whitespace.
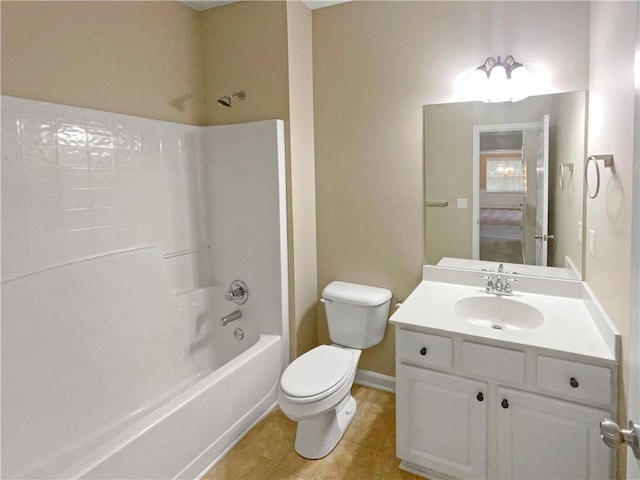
424,91,586,279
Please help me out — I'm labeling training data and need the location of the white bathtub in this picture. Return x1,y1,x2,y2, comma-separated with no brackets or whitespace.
1,99,289,480
59,334,282,479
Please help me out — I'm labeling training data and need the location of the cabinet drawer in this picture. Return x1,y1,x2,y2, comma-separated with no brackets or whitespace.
536,356,612,405
397,329,452,369
462,342,525,384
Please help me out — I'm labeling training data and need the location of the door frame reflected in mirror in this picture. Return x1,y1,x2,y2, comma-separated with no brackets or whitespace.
472,121,545,265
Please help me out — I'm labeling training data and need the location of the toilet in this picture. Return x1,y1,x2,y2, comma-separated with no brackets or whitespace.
278,281,392,459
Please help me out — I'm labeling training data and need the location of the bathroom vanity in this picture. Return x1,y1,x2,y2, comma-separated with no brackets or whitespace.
390,265,620,480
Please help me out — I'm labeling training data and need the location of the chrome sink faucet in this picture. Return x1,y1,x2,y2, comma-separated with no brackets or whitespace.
479,264,518,296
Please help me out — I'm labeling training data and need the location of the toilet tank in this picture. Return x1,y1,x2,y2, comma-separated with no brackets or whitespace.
322,281,392,349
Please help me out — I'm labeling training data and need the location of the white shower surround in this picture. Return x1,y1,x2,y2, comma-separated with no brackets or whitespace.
0,97,289,479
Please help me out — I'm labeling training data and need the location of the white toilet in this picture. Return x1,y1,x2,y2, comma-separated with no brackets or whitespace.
278,281,392,459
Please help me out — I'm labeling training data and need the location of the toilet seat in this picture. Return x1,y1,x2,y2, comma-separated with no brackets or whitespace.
280,345,356,404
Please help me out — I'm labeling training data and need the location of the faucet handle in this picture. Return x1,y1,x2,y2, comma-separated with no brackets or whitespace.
502,277,518,294
479,274,494,293
225,280,249,305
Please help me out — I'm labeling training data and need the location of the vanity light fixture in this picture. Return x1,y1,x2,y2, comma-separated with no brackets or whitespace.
477,55,522,80
458,55,539,103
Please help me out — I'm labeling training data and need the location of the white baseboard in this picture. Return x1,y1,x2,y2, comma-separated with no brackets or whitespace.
354,368,395,393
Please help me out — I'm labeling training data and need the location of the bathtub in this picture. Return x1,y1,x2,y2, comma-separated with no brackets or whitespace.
1,99,289,480
59,334,282,479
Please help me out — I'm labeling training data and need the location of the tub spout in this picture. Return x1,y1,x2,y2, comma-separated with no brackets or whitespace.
221,309,242,326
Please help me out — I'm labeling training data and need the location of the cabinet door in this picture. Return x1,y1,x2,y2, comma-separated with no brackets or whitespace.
496,388,613,479
397,364,488,479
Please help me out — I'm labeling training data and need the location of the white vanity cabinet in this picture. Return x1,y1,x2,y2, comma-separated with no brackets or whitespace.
397,364,488,479
395,327,617,480
496,388,611,479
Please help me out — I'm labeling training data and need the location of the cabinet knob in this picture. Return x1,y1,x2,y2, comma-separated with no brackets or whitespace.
419,347,427,356
476,392,484,402
501,399,509,409
570,377,579,388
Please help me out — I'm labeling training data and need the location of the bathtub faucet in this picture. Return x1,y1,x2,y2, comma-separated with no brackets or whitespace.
221,309,242,327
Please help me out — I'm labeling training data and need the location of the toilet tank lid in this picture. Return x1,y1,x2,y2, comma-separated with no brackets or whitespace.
322,281,392,306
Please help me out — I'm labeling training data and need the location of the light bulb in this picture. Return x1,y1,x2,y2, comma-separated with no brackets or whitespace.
487,65,509,102
510,66,533,101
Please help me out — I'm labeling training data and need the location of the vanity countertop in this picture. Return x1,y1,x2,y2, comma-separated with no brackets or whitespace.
389,267,619,364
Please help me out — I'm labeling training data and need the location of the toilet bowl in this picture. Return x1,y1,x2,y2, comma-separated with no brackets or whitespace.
278,281,392,459
278,345,361,459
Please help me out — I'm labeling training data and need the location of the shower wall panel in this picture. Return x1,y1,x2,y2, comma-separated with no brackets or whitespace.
1,97,288,479
202,120,288,341
1,96,208,288
1,96,208,478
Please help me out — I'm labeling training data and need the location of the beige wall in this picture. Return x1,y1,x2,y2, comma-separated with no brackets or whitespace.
587,3,638,477
313,1,591,376
199,1,318,360
5,0,636,397
286,1,319,358
549,91,587,273
2,0,320,363
0,1,205,125
199,1,289,125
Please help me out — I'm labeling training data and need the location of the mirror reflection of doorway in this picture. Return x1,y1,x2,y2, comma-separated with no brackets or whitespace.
479,133,526,263
472,118,549,266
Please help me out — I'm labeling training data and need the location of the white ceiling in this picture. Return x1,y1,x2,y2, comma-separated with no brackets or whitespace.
179,0,350,11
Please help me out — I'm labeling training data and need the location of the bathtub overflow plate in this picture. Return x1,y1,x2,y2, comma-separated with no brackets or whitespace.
234,328,245,341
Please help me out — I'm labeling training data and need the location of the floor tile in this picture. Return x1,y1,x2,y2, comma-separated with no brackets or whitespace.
366,454,424,480
203,386,422,480
342,403,393,450
203,449,274,480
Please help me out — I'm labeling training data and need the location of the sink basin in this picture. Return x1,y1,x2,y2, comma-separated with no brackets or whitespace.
453,296,544,331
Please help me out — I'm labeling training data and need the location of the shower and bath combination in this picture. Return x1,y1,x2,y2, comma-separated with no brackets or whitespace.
217,90,245,107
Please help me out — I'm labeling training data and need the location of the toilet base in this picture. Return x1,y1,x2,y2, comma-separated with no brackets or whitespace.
294,394,357,459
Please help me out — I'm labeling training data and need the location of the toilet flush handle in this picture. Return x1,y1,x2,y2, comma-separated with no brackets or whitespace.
320,298,332,304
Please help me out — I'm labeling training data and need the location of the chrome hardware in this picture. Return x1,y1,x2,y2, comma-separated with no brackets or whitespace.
476,392,484,402
535,233,555,241
420,347,427,356
234,328,244,340
425,200,449,207
225,280,249,305
320,297,332,304
569,377,579,388
585,154,614,199
483,264,518,275
221,309,242,326
600,419,640,459
480,272,518,296
501,399,509,409
395,298,404,308
479,274,494,293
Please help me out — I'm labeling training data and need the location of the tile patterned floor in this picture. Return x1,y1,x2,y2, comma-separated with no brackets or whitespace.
203,385,423,480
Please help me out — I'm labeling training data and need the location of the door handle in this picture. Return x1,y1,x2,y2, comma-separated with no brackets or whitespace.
600,418,640,459
534,234,555,241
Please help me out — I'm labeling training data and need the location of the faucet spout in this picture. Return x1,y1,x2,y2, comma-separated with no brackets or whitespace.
221,309,242,326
